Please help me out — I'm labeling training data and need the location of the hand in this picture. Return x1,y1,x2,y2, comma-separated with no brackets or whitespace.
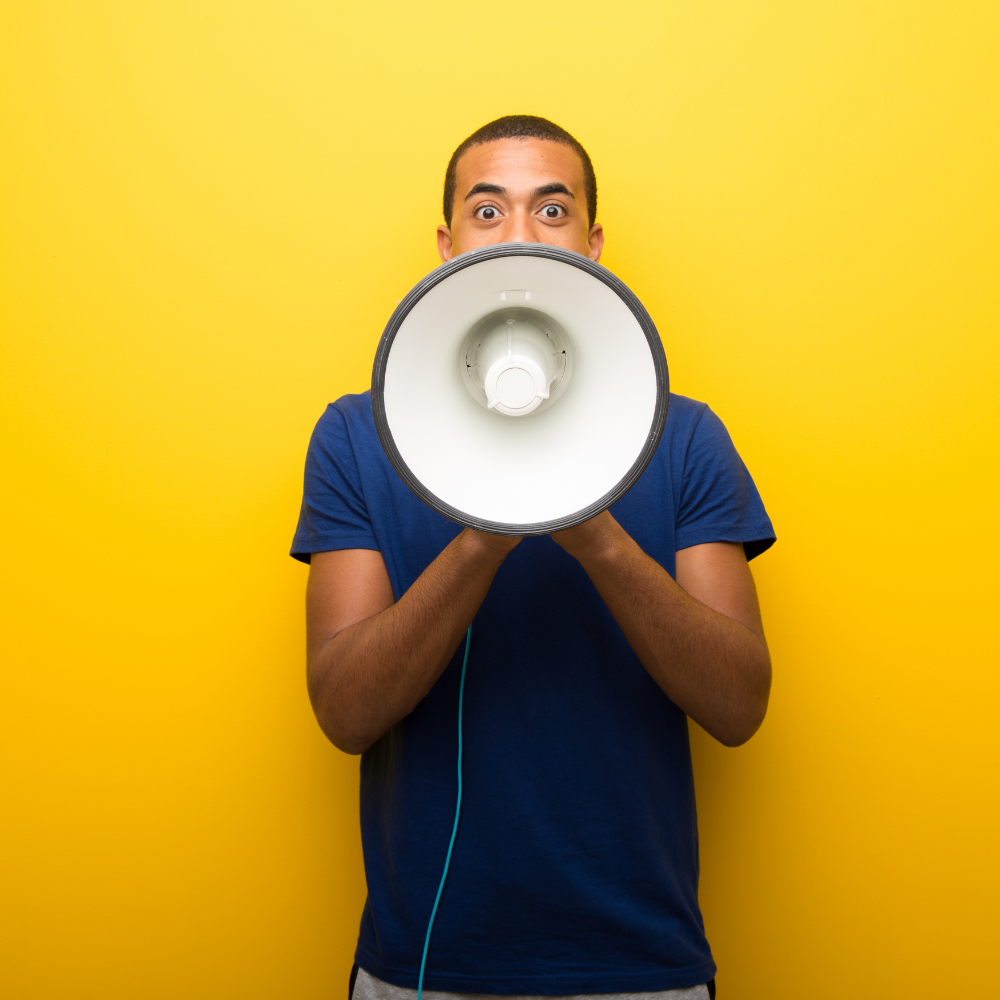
465,527,523,559
550,510,620,563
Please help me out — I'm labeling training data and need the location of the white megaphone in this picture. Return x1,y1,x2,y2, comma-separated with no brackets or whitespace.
372,243,668,535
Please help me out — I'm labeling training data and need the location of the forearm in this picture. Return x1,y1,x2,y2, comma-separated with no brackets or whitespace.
307,530,514,754
569,520,771,746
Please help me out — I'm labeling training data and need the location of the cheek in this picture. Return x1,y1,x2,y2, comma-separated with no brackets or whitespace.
534,216,590,245
449,218,512,253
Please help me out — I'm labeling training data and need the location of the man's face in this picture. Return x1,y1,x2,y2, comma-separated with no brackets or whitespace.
437,138,604,263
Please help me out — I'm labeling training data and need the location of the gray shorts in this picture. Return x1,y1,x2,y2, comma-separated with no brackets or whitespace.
351,966,713,1000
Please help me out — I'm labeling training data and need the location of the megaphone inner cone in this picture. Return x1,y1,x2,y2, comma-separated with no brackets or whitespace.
461,309,572,417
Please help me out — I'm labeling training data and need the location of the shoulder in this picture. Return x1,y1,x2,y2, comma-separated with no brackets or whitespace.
309,391,375,449
660,393,751,499
647,393,742,494
314,391,373,432
664,392,710,433
302,392,382,482
662,393,728,455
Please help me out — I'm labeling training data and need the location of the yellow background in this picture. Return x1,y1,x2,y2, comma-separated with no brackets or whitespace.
2,2,998,997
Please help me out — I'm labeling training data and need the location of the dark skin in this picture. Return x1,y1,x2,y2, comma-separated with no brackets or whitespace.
307,138,771,754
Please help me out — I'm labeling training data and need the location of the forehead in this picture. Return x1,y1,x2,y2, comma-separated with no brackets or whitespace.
455,138,585,193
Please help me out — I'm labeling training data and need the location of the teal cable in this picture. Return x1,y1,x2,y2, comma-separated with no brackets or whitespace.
416,625,472,1000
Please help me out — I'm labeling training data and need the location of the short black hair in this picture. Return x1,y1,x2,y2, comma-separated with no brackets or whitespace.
443,115,597,228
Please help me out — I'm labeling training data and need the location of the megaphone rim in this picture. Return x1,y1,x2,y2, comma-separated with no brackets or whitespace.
371,242,669,536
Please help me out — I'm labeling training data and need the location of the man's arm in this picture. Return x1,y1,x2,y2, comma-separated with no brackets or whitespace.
305,530,520,754
552,512,771,746
308,514,768,754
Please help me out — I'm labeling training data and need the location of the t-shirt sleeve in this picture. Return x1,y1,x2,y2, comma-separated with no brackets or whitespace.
290,403,379,564
675,406,776,560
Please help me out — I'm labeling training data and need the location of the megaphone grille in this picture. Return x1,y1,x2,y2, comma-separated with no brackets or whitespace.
372,244,668,536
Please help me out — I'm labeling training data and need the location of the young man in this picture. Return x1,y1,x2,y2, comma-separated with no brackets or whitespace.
292,116,775,1000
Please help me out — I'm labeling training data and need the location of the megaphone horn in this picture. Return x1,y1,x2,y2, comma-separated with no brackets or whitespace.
372,243,669,536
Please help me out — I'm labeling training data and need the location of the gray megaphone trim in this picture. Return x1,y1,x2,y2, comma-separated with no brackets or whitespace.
371,242,669,537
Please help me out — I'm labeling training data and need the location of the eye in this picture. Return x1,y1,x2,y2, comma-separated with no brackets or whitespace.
475,205,501,221
540,203,566,220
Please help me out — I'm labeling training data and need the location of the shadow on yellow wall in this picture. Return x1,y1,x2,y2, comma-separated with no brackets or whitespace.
2,2,998,997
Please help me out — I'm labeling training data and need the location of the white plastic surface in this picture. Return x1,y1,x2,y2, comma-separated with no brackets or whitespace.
458,306,573,415
382,253,659,527
478,319,557,416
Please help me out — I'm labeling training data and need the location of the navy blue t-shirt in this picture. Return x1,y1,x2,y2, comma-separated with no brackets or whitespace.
291,391,774,995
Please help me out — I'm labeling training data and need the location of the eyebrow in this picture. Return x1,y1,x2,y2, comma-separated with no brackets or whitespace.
463,181,577,201
533,183,575,199
464,183,507,200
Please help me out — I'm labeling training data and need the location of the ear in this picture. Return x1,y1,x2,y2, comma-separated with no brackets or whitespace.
587,223,604,263
437,225,454,262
